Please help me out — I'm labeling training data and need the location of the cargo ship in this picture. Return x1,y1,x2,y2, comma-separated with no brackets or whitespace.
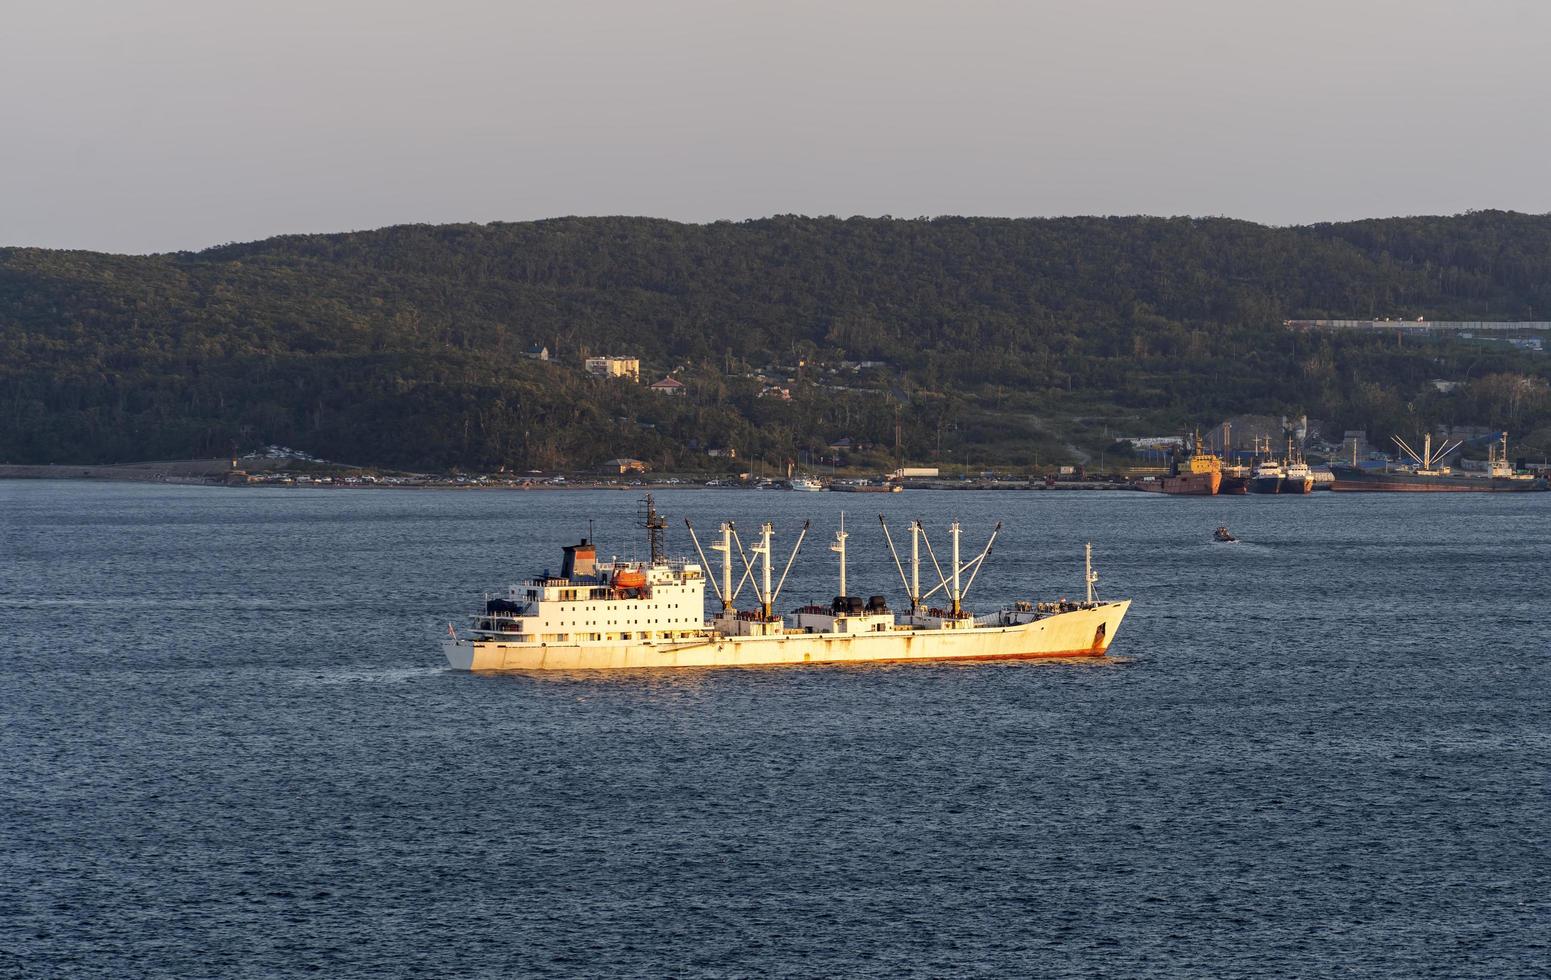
1161,432,1222,495
1331,433,1548,493
442,497,1131,671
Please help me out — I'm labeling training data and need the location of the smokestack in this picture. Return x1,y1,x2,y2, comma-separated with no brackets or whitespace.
561,538,597,579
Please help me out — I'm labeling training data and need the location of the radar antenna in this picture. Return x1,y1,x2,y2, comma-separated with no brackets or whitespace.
638,493,667,563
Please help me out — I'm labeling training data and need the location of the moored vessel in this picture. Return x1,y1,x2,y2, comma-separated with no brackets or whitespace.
1249,437,1284,493
1161,432,1222,495
1219,463,1251,495
1331,432,1548,493
1216,423,1249,494
1282,443,1314,494
442,497,1131,671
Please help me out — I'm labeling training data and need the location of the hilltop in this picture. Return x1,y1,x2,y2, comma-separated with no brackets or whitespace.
3,211,1551,471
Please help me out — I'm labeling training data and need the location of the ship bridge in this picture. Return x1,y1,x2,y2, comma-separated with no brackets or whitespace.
470,535,707,645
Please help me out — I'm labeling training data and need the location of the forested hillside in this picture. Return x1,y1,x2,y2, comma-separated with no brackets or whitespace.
3,211,1551,470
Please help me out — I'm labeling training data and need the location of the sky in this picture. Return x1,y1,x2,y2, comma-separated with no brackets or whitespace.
3,0,1549,254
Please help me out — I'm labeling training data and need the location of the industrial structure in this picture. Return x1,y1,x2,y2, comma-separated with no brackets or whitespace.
1284,319,1551,335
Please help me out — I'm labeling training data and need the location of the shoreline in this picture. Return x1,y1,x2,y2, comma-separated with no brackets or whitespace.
0,461,1140,492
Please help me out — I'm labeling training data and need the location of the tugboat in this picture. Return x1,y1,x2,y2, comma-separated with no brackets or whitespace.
1161,431,1223,495
1213,526,1237,543
1250,437,1285,494
1282,440,1315,494
441,496,1131,671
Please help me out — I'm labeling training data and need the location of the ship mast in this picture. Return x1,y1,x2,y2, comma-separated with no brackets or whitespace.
1085,543,1098,604
638,493,667,563
756,522,773,618
1393,433,1461,473
831,512,848,597
910,520,920,612
1490,431,1512,475
718,522,733,609
684,519,739,612
950,521,962,617
726,520,808,621
883,518,997,618
879,516,924,613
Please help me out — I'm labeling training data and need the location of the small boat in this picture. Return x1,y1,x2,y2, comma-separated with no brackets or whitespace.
1213,526,1237,543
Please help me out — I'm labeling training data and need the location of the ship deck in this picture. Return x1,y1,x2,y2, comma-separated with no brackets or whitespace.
445,601,1131,671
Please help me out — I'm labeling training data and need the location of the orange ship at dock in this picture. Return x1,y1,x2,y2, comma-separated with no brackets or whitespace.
1161,433,1223,495
1162,469,1222,495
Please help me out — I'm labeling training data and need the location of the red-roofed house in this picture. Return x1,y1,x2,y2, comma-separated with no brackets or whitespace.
649,376,687,396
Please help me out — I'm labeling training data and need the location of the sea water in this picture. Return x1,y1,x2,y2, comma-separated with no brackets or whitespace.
1,482,1546,977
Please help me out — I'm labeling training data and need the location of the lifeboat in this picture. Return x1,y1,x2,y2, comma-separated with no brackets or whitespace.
613,568,647,589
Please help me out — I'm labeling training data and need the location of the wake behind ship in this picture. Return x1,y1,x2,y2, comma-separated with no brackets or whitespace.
442,497,1131,671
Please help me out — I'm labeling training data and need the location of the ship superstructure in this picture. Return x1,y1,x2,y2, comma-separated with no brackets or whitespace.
1216,423,1250,494
1219,461,1251,495
1246,436,1283,493
1282,439,1315,494
1161,430,1222,495
443,496,1131,671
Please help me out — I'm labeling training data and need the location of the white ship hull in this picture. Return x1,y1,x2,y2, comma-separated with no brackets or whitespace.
444,600,1130,671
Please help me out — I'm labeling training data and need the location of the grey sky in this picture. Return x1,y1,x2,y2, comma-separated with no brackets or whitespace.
3,0,1548,254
